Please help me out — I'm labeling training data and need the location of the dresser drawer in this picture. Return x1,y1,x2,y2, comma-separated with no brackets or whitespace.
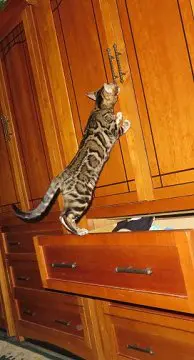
15,288,84,338
3,230,62,254
9,259,42,289
34,230,194,313
105,304,194,360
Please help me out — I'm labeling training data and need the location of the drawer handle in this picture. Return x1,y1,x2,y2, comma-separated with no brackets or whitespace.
23,309,36,316
17,276,30,281
9,241,21,246
115,266,152,275
54,319,71,326
51,262,77,269
127,344,154,355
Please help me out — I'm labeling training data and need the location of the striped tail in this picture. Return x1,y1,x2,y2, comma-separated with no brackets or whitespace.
12,177,60,221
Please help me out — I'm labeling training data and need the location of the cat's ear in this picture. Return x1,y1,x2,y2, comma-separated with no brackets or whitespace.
86,91,97,101
103,83,113,94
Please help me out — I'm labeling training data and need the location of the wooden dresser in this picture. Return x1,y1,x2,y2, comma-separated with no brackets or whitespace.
1,226,101,359
33,230,194,359
1,1,194,359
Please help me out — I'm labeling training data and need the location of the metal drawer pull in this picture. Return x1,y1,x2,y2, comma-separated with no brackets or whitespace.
51,262,77,269
127,344,154,355
54,319,71,326
115,266,152,275
113,43,126,83
17,276,30,281
23,309,36,316
9,241,21,246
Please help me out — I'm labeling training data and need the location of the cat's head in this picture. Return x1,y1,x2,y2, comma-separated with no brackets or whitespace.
87,83,120,109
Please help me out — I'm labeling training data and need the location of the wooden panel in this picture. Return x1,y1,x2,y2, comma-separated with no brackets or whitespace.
10,259,42,289
4,229,62,254
119,0,194,191
51,0,129,195
93,0,154,201
44,242,185,295
0,105,18,207
16,288,84,338
105,304,194,360
34,231,194,313
0,23,50,201
14,287,96,360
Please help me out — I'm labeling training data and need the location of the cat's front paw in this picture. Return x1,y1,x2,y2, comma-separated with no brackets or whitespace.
122,120,131,133
116,111,123,125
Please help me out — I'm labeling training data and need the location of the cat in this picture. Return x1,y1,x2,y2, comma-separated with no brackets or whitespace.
12,82,131,235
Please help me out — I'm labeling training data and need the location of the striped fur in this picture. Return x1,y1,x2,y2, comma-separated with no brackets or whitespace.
13,83,130,235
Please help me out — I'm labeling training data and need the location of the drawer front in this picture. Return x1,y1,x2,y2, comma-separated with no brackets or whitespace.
44,236,186,295
11,261,42,289
109,315,194,360
15,288,84,339
5,230,62,253
6,233,34,253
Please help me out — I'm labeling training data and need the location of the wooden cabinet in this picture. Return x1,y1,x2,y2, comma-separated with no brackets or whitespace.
1,0,194,226
1,2,194,358
34,232,194,360
1,227,102,359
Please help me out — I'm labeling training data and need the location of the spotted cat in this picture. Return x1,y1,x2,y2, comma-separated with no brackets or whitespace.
12,83,130,235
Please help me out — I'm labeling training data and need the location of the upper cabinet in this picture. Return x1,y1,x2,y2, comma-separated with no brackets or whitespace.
50,0,154,207
1,23,51,201
49,0,194,215
0,3,60,225
118,0,194,201
51,0,133,199
1,0,194,225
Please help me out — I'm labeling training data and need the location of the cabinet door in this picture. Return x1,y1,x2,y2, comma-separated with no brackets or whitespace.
118,0,194,200
51,0,134,199
0,22,51,212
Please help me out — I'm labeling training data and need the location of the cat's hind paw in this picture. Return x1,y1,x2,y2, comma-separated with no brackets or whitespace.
76,227,89,236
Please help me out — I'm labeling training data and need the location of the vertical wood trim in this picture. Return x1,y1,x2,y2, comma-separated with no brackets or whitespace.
22,7,64,177
0,233,16,336
94,0,154,200
23,0,78,166
0,60,30,210
178,0,194,75
81,298,108,360
190,0,194,15
33,236,48,288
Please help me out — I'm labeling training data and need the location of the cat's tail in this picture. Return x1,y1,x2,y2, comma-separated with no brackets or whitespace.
12,177,61,221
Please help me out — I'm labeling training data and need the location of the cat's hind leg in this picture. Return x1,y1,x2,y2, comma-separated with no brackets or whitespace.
59,212,89,236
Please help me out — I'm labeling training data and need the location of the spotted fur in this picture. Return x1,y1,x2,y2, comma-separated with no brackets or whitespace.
12,83,130,235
